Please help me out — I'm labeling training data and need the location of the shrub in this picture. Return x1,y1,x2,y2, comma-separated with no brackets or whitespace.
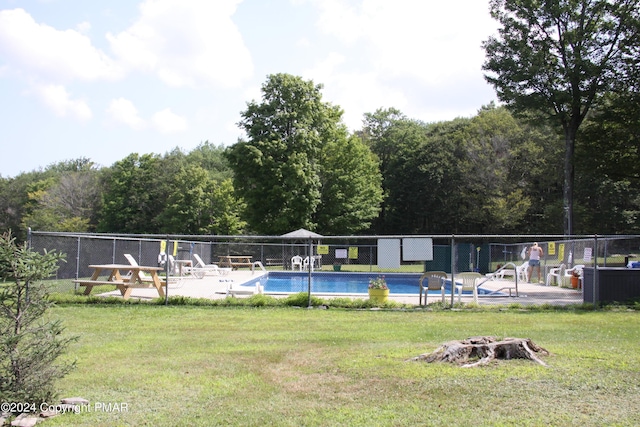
0,231,77,406
282,292,326,307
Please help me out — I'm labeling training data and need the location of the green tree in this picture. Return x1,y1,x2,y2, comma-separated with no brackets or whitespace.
419,117,474,233
483,0,640,235
227,74,346,234
361,108,422,233
316,135,383,234
97,153,165,233
0,231,76,405
363,105,562,234
465,105,535,233
0,172,51,239
507,111,565,233
21,171,100,232
362,109,480,234
157,165,246,234
208,179,247,235
185,141,234,182
576,91,640,233
1,159,101,237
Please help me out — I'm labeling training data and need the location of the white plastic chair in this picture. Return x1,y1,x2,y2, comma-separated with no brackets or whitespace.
546,263,566,286
167,255,178,275
564,264,584,282
291,255,303,271
452,272,482,303
516,261,529,282
303,256,315,271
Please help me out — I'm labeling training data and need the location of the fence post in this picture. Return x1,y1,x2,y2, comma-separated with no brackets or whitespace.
593,235,598,308
450,235,455,307
165,236,170,306
75,236,81,292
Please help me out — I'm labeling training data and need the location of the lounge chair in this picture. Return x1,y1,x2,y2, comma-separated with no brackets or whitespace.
486,266,516,280
123,254,154,282
125,253,186,288
226,281,264,297
451,272,482,303
419,271,447,305
192,254,230,276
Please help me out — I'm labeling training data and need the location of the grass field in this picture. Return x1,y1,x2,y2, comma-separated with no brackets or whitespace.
41,305,639,427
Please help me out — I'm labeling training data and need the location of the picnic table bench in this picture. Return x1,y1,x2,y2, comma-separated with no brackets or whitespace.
218,255,253,269
73,263,166,300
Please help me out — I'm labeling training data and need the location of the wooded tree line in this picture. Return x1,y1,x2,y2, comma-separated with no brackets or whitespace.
1,1,638,240
1,89,638,240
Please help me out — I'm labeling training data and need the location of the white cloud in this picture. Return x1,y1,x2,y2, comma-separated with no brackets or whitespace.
309,0,498,84
0,8,123,82
33,84,92,120
107,0,253,88
76,21,92,34
304,58,408,130
296,37,311,48
242,84,263,104
297,0,498,126
106,98,146,130
152,108,187,133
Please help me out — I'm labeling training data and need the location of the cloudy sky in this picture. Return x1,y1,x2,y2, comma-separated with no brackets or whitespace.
0,0,499,177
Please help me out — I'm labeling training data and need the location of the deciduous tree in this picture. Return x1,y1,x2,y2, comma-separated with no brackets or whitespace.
483,0,640,234
97,153,164,233
227,73,380,235
316,135,383,235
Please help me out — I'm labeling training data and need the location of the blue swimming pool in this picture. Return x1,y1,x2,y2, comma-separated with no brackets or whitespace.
245,272,491,295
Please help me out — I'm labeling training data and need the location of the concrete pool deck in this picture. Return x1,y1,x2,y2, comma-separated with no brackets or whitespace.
96,270,584,306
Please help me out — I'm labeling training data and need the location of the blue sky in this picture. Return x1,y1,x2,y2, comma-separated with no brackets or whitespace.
0,0,499,178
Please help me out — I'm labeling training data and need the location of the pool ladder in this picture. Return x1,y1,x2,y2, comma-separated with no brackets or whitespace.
251,261,266,275
480,261,519,297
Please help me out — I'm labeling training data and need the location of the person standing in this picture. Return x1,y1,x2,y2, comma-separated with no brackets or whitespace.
527,243,544,283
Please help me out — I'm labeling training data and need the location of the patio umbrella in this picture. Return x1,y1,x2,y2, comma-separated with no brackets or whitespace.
281,228,323,307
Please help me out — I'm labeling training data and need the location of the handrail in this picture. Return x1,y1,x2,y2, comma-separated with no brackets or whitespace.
251,261,266,274
482,261,519,297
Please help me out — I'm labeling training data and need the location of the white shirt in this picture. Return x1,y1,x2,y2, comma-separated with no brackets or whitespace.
529,247,541,261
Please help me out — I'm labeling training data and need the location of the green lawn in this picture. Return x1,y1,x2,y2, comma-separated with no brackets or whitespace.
43,305,639,426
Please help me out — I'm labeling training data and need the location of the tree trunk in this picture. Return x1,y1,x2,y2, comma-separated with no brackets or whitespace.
408,336,549,368
563,127,576,236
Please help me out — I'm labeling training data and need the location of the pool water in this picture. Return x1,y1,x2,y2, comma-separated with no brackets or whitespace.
261,272,420,294
250,271,488,295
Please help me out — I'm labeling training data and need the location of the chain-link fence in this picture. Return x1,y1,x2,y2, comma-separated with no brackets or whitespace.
28,231,640,305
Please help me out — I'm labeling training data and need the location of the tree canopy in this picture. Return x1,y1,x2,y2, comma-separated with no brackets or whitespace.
226,73,383,235
483,0,640,234
2,69,640,236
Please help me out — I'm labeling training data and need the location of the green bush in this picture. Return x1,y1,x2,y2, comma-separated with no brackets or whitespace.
0,231,76,406
282,292,326,307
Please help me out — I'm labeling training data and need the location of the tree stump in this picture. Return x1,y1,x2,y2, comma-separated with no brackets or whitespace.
408,336,549,368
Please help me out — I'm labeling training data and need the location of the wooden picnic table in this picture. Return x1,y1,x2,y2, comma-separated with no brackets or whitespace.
73,264,165,300
218,255,253,269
